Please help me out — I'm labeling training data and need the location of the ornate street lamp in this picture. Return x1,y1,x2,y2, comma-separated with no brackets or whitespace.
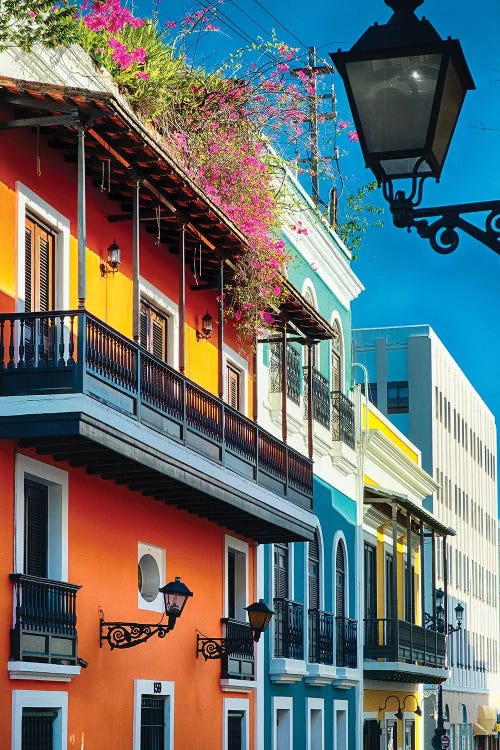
430,599,464,750
196,599,274,660
331,0,500,255
99,576,193,650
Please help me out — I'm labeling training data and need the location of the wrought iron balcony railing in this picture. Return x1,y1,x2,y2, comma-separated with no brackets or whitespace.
336,616,358,668
364,617,446,669
269,343,301,405
273,598,304,660
308,609,334,665
331,390,356,449
303,367,331,429
220,618,255,680
10,573,81,664
0,311,313,509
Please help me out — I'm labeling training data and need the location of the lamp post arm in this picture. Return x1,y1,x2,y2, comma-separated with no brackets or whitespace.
389,196,500,255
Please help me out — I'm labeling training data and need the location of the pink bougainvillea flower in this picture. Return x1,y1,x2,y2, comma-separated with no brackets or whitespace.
348,130,359,142
337,119,351,130
165,20,177,29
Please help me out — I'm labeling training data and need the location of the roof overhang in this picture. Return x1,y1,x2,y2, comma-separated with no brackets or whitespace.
364,485,455,537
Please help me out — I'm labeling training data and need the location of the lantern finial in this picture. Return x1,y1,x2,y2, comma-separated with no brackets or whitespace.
384,0,423,12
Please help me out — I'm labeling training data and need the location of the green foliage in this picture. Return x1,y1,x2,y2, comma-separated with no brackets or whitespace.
337,181,384,257
0,0,77,52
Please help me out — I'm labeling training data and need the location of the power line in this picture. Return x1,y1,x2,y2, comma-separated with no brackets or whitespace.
248,0,309,50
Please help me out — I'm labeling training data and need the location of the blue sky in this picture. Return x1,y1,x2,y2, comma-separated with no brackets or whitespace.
147,0,500,481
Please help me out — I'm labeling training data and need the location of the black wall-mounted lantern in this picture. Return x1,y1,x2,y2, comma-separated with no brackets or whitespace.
196,310,213,342
331,0,500,256
196,599,274,660
100,239,122,276
100,577,193,650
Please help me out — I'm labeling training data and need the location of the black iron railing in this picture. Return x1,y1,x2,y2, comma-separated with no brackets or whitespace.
336,616,358,668
10,573,81,664
364,617,446,668
221,618,255,680
308,609,334,665
274,598,304,660
331,390,355,449
269,343,301,405
303,367,331,429
0,311,313,508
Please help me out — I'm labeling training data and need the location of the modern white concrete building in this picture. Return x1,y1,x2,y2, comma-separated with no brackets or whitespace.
352,325,499,750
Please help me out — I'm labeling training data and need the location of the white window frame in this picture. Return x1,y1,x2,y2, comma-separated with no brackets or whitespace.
273,696,293,750
133,679,174,750
16,182,70,312
224,535,249,621
330,313,345,394
306,697,324,750
223,697,249,750
138,542,166,613
14,453,68,581
139,279,179,369
223,345,248,414
333,700,348,750
332,531,350,617
12,689,68,750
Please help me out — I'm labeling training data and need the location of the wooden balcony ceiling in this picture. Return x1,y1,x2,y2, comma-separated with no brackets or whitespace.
0,76,248,288
364,486,455,537
278,280,340,342
19,434,307,543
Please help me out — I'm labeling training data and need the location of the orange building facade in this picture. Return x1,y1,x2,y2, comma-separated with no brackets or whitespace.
0,50,317,749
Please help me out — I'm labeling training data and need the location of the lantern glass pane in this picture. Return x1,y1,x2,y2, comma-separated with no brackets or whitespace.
164,590,187,615
346,53,441,155
432,58,467,169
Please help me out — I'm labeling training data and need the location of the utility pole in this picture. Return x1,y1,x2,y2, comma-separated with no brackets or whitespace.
291,46,335,208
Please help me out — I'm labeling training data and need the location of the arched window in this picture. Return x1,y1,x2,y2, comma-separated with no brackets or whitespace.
331,320,342,393
335,541,346,619
308,533,320,611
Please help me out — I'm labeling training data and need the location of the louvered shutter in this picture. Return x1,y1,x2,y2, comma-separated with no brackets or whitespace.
274,543,289,599
335,542,345,618
24,220,34,313
37,230,52,313
308,534,320,610
140,303,148,349
227,365,240,410
152,318,165,360
24,480,48,578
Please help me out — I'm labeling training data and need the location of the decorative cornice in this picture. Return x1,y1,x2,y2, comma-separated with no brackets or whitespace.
364,428,438,499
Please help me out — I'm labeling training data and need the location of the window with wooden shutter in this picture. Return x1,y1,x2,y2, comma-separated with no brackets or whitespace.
331,321,342,393
24,479,48,578
308,534,320,611
226,364,240,411
335,542,345,618
140,299,168,362
227,712,244,750
274,543,289,599
25,216,55,313
140,696,165,750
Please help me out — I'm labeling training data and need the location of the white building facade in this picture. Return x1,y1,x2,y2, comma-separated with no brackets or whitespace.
352,325,499,750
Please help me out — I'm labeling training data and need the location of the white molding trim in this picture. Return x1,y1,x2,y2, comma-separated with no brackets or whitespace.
223,697,249,750
137,542,166,613
14,453,69,580
224,535,249,620
16,182,70,312
133,679,174,750
139,278,179,369
306,697,324,750
333,699,349,750
8,662,80,682
12,689,68,750
272,696,293,750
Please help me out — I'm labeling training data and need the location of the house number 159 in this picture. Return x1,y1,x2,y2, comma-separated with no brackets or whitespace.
153,682,162,694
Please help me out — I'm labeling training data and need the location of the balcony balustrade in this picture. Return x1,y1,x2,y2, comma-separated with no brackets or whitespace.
0,311,313,509
303,367,331,429
273,598,304,660
364,617,446,669
336,616,358,668
269,343,301,405
10,574,81,664
220,618,255,680
331,390,356,449
308,609,334,665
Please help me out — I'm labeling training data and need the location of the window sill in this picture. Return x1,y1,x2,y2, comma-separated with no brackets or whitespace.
8,661,81,682
269,657,307,684
220,679,257,693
